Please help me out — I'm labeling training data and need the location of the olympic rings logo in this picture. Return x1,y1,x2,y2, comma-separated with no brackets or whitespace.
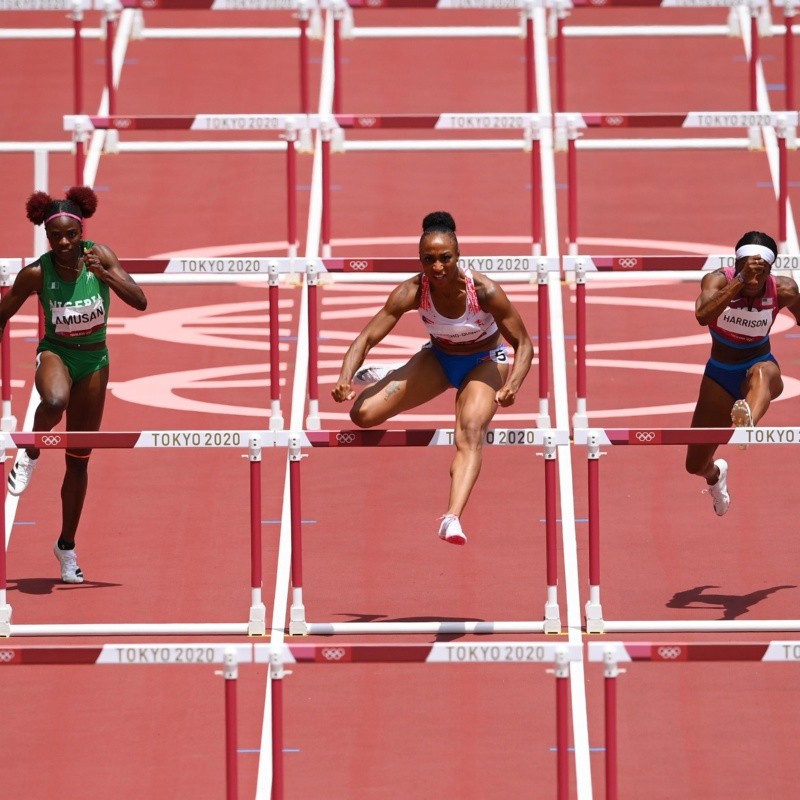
635,431,656,442
0,650,14,663
321,647,346,661
618,257,638,269
113,118,132,129
358,117,377,127
336,433,356,445
604,116,624,126
40,435,62,447
348,260,368,271
657,646,682,660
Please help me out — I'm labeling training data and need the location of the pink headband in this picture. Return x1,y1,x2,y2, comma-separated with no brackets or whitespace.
44,212,82,225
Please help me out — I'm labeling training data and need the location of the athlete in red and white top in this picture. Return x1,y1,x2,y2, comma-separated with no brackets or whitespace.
687,231,800,516
331,211,534,545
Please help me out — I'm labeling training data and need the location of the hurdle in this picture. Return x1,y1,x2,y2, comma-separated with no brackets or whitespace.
589,639,800,800
573,426,800,634
561,252,800,427
274,426,569,635
555,111,799,255
270,640,582,799
547,0,776,113
308,254,559,429
1,430,274,637
0,641,258,800
327,0,537,114
63,113,304,255
319,112,549,257
0,255,297,430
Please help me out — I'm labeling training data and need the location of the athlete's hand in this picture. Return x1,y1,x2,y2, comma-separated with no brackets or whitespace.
495,386,517,407
331,381,355,403
82,245,106,276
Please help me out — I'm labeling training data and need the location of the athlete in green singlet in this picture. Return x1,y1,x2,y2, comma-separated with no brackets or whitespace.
0,186,147,583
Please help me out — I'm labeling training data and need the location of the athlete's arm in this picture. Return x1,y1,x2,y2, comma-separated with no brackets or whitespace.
84,243,147,311
331,277,420,402
695,270,743,326
475,274,534,407
777,275,800,324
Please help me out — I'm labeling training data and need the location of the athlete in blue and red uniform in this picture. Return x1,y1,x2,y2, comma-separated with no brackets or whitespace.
331,211,534,545
687,231,800,516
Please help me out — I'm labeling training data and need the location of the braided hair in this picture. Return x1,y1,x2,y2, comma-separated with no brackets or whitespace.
26,186,98,227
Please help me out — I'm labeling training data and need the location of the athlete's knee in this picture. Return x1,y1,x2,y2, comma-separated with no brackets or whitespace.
350,402,381,429
38,392,69,417
65,451,91,473
455,418,488,449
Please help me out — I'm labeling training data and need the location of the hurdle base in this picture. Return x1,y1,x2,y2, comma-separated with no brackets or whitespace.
289,602,308,636
602,619,800,633
585,600,605,634
543,604,561,635
248,602,267,636
0,603,12,636
302,620,549,635
572,412,588,429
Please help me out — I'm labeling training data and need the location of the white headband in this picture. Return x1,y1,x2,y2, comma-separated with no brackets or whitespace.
735,244,776,265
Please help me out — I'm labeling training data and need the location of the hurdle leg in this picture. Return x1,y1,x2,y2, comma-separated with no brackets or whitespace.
537,264,551,427
0,446,11,637
543,433,560,633
603,646,622,800
270,648,287,800
288,436,308,635
220,648,239,800
1,277,17,432
70,0,84,116
785,5,796,110
585,432,605,634
268,263,285,431
248,436,267,636
553,647,570,800
572,261,588,428
305,263,321,431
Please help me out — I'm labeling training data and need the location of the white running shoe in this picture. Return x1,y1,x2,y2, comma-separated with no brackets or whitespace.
437,514,467,546
54,543,84,584
731,399,753,450
352,365,396,387
707,459,730,517
8,450,39,496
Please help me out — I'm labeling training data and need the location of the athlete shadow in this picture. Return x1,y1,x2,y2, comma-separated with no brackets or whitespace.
666,584,796,621
334,613,488,641
7,577,122,595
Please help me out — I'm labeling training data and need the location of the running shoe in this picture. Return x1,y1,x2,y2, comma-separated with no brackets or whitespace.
352,365,396,387
707,459,730,517
437,514,467,546
8,450,38,496
54,543,84,584
731,399,753,450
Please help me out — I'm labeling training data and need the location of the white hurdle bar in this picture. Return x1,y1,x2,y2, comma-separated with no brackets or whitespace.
308,254,561,428
1,430,273,637
275,427,570,636
555,111,800,255
574,427,800,634
270,640,584,800
561,253,800,428
589,640,800,800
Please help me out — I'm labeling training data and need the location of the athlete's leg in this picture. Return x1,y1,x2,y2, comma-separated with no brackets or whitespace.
26,351,72,460
743,359,783,423
686,376,734,483
350,347,451,428
59,366,108,545
446,360,508,517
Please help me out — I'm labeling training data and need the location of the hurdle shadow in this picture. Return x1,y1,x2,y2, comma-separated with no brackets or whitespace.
333,613,488,641
666,584,796,621
7,577,123,595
